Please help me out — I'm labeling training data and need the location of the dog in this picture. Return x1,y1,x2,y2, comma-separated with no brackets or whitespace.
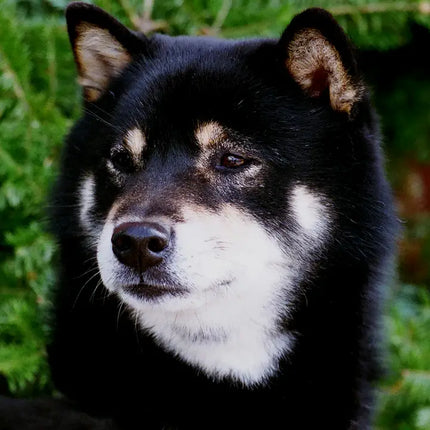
47,2,397,429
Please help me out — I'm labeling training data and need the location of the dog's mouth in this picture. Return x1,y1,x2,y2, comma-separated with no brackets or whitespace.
122,283,187,300
121,278,235,301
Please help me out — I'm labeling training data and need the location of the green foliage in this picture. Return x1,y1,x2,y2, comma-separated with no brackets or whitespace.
0,2,429,428
0,297,51,394
319,0,430,50
0,0,77,396
377,285,430,430
376,75,430,162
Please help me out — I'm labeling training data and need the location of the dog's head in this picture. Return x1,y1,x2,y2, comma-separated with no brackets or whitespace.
62,3,374,384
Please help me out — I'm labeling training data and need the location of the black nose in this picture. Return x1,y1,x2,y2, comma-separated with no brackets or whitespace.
111,222,170,271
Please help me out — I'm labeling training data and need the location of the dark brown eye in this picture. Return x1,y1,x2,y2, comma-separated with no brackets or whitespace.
111,149,134,173
218,153,247,169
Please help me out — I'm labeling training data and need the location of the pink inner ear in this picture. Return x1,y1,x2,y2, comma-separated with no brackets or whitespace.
309,67,329,98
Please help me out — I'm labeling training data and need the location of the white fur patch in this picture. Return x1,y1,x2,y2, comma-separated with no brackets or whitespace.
290,184,328,238
79,174,96,232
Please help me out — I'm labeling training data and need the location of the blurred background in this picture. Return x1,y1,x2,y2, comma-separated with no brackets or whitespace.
0,0,429,428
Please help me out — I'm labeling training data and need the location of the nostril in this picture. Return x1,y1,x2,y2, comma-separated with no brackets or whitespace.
112,232,133,253
147,236,168,254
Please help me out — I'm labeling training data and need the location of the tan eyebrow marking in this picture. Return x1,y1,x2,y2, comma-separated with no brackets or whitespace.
195,121,225,149
124,128,146,160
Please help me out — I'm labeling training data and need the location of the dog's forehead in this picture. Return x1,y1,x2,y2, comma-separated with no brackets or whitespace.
111,35,301,157
116,37,269,125
151,33,242,52
147,35,251,86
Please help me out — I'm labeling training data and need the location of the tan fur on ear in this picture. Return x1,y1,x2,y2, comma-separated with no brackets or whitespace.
75,23,132,101
286,29,360,114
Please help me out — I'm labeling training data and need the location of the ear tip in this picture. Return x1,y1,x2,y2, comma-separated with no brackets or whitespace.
281,7,362,114
281,7,355,67
299,7,335,17
290,7,337,25
283,8,341,39
65,2,127,45
65,2,111,28
65,2,96,18
66,3,93,32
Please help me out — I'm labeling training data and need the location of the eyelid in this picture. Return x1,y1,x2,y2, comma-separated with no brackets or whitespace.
110,145,137,162
220,153,246,167
215,153,262,173
109,146,135,171
111,145,127,155
216,145,261,162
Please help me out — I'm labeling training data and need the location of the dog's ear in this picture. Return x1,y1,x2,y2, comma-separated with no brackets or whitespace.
66,2,146,102
279,8,363,115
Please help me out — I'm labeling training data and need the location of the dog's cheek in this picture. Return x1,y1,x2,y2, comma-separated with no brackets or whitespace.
96,220,118,292
170,204,288,293
168,206,236,291
77,173,108,251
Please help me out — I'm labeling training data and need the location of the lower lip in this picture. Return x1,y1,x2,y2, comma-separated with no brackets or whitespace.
123,283,185,300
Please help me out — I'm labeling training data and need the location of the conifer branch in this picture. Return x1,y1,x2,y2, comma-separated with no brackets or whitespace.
329,1,430,16
118,0,139,26
0,47,30,112
143,0,155,22
212,0,233,32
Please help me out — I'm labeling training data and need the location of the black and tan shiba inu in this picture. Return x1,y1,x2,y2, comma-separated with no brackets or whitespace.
48,2,397,429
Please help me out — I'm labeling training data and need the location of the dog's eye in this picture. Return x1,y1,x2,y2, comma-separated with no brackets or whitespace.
218,153,247,170
110,149,134,173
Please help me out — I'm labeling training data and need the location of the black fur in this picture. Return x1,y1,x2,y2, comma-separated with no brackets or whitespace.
0,396,117,430
48,3,397,429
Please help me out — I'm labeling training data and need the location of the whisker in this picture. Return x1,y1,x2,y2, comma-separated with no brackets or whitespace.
89,278,105,303
74,264,99,280
45,204,81,209
84,107,121,131
72,269,102,309
134,311,140,335
90,103,116,120
82,255,99,264
116,301,126,331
